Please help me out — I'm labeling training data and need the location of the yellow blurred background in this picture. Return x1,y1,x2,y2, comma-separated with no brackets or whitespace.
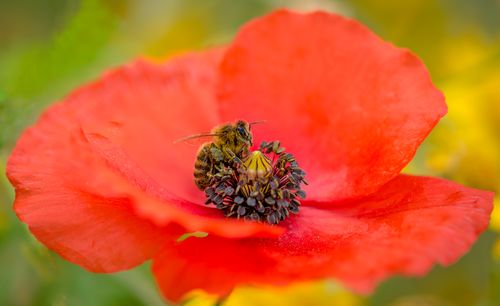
0,0,499,305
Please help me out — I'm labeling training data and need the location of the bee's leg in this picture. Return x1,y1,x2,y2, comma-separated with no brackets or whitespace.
222,147,242,165
259,140,285,154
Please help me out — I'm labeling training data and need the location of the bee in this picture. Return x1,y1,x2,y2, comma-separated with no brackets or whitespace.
176,120,263,190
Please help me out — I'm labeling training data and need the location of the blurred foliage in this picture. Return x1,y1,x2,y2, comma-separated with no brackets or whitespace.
0,0,118,149
184,282,364,306
343,0,500,79
0,0,499,305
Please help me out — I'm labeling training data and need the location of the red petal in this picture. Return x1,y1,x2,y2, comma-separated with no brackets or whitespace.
7,51,280,272
218,10,447,201
8,103,173,272
81,51,223,205
152,175,492,302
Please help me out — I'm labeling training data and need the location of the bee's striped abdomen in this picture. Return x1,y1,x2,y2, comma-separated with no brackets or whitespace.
194,144,212,190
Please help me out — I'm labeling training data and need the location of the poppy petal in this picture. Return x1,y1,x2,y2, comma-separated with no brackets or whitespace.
80,51,223,205
7,103,173,272
218,10,447,201
152,175,492,302
7,51,281,271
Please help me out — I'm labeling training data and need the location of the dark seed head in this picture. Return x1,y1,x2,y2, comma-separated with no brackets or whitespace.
200,139,305,225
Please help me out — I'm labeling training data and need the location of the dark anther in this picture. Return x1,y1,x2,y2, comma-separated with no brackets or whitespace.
237,206,246,216
264,197,275,205
224,186,235,196
266,213,277,224
215,184,226,193
250,212,260,221
246,197,256,207
296,190,306,199
213,195,223,205
270,179,279,190
205,187,215,196
256,202,265,213
277,199,289,208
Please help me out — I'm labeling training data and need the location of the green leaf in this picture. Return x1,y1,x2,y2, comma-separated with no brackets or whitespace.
177,231,209,242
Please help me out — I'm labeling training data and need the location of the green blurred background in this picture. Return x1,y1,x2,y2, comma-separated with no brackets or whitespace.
1,0,499,305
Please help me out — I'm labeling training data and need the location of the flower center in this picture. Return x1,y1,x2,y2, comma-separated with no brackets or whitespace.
203,141,307,224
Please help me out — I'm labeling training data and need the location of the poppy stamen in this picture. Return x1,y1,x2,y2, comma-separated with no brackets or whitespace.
204,141,307,224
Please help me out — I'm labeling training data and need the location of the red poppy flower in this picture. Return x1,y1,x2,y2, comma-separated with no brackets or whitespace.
7,10,494,303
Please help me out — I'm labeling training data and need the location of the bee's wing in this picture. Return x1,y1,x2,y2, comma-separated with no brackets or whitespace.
173,133,216,147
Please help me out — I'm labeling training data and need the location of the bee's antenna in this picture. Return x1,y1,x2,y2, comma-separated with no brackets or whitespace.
249,120,266,126
173,133,219,144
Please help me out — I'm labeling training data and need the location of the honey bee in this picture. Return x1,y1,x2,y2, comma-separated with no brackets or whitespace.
176,120,262,190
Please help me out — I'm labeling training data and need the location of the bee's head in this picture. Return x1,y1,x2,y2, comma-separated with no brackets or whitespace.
234,120,253,146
